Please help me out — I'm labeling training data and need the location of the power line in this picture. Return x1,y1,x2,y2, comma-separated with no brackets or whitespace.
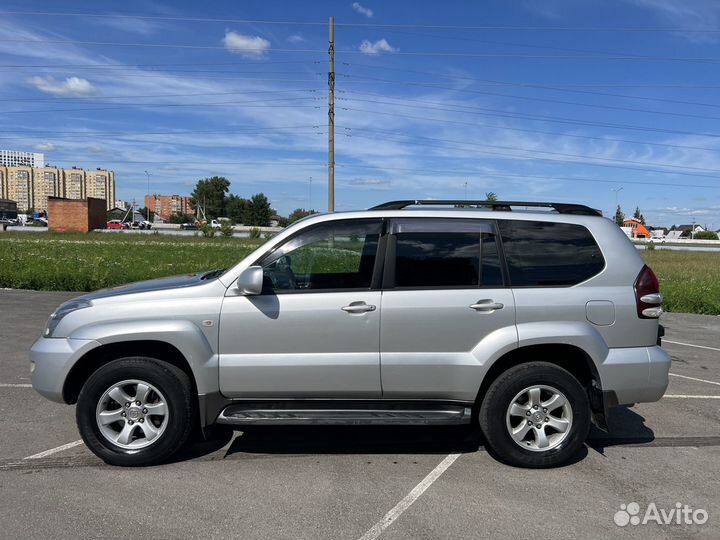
341,75,720,121
344,63,720,108
7,11,720,33
338,95,720,152
339,90,720,139
353,29,720,66
0,125,324,140
0,11,329,25
5,37,720,62
335,162,720,190
0,60,319,68
0,88,319,103
338,126,720,179
345,62,720,89
333,22,720,33
0,38,326,52
2,96,322,115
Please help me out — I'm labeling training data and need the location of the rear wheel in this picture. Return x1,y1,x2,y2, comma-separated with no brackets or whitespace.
76,357,195,466
479,362,591,468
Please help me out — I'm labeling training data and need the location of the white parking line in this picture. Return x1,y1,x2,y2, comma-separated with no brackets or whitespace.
24,440,84,460
664,339,720,352
357,453,461,540
664,394,720,399
0,383,32,388
669,373,720,387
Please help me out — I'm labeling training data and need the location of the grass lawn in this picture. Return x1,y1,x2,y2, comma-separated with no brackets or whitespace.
1,232,719,314
0,232,263,292
642,250,720,315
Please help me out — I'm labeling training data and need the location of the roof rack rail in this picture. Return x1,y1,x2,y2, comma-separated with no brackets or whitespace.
369,200,602,217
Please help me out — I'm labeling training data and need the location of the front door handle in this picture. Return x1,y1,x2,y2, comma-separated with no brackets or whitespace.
469,299,504,311
341,301,376,313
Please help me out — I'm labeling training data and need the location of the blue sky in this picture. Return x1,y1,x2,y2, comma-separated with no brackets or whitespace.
1,0,720,226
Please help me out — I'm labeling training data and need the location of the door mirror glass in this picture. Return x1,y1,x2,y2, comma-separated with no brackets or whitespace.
237,266,264,295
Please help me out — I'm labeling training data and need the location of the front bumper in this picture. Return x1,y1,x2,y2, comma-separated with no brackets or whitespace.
30,337,100,403
598,345,671,406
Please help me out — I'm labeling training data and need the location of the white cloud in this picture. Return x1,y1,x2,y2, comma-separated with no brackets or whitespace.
28,76,96,96
287,34,304,43
34,142,56,152
352,2,374,18
223,31,271,57
359,38,397,55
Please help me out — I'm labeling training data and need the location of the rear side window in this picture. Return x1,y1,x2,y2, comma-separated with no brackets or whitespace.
390,219,504,288
498,220,604,286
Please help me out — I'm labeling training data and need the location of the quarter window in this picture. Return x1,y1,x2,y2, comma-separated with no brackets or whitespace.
498,220,605,286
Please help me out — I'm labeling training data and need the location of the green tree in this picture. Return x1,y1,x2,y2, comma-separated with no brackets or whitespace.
614,205,625,226
633,206,646,225
168,212,193,224
225,194,247,224
243,193,272,226
485,191,498,201
190,176,230,219
286,208,317,225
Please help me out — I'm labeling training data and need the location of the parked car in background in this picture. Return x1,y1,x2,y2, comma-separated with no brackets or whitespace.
31,200,669,469
106,220,128,230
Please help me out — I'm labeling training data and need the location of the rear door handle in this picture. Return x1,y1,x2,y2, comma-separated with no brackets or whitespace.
469,299,504,311
341,301,376,313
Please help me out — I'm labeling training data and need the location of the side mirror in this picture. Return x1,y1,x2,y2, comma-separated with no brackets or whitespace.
236,266,264,295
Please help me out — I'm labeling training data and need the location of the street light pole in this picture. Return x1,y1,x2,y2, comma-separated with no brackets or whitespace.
144,170,151,222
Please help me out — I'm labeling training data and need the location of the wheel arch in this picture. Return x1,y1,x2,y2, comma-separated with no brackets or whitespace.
476,343,606,420
63,340,196,405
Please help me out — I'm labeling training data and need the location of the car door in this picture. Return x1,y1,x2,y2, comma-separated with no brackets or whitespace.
219,218,385,398
379,218,517,401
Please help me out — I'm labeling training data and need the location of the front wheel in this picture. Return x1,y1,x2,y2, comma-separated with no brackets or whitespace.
76,357,195,466
479,362,591,468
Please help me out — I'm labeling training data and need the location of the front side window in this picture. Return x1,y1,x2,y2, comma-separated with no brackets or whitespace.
260,219,382,292
498,220,605,286
390,219,502,288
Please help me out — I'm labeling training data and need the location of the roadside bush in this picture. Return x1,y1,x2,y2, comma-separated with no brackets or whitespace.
694,231,719,240
219,221,235,238
200,223,215,238
645,241,656,251
249,227,261,239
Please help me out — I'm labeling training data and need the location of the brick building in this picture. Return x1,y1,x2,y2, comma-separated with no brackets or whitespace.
144,194,193,220
48,197,106,233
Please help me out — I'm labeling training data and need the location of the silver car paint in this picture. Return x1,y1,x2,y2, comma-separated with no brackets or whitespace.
31,208,670,417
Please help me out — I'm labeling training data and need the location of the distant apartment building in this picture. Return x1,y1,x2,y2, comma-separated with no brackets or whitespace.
0,165,116,212
0,149,44,168
144,194,193,220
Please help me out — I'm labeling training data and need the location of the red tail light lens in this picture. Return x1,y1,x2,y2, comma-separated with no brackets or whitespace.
634,265,662,318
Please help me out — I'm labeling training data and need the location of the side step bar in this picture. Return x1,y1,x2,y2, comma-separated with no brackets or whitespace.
216,401,473,426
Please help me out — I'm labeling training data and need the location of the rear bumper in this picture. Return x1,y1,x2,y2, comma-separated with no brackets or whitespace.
30,337,100,403
598,345,671,406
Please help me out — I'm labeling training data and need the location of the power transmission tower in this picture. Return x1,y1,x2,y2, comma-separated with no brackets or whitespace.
328,15,335,212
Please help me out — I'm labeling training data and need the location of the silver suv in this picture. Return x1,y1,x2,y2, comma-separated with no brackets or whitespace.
31,200,670,468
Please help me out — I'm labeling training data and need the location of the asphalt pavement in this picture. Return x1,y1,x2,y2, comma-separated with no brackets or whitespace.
0,289,718,539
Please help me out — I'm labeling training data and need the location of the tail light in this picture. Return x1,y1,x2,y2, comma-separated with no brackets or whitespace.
634,265,662,318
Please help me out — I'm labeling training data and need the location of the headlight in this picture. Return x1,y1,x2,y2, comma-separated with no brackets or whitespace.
44,299,92,337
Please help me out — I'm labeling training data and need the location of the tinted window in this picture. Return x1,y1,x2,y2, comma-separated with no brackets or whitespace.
498,220,604,286
393,230,503,288
261,219,381,291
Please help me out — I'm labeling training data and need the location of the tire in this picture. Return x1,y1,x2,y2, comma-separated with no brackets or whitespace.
478,362,591,468
76,357,195,466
